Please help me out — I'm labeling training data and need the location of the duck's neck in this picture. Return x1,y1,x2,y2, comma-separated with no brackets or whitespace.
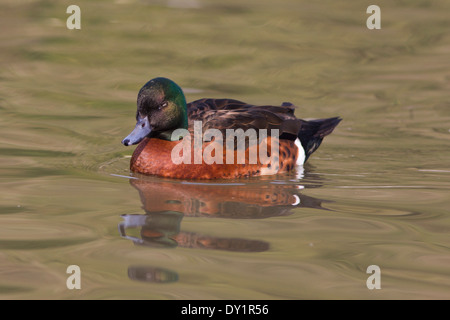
154,129,183,141
155,98,188,141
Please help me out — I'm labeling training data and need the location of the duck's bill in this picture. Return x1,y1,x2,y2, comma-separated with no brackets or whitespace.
122,116,152,146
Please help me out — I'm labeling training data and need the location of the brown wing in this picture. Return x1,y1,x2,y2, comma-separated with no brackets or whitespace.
187,98,302,140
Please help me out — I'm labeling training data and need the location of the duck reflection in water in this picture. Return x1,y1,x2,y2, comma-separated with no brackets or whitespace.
119,168,328,253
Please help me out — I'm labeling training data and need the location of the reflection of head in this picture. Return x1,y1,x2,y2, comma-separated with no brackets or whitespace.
119,213,270,252
119,212,182,248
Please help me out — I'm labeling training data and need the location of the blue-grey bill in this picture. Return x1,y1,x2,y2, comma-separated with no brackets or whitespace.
122,116,151,146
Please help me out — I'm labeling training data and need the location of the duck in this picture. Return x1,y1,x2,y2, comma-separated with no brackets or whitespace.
122,77,341,179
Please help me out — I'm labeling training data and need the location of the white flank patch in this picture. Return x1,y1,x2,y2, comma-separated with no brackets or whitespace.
295,138,306,165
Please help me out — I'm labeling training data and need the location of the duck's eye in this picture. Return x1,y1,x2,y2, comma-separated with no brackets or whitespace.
159,101,168,110
141,122,145,128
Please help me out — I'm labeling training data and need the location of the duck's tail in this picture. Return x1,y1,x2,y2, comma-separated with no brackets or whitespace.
298,117,342,162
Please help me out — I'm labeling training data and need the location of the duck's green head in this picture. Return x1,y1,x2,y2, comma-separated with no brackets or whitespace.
122,77,188,146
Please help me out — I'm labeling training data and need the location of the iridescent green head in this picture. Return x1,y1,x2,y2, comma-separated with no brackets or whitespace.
122,77,188,146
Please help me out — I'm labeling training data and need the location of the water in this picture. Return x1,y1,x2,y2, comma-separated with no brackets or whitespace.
1,0,450,299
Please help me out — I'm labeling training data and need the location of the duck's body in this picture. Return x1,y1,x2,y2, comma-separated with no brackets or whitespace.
122,78,341,180
130,134,298,179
